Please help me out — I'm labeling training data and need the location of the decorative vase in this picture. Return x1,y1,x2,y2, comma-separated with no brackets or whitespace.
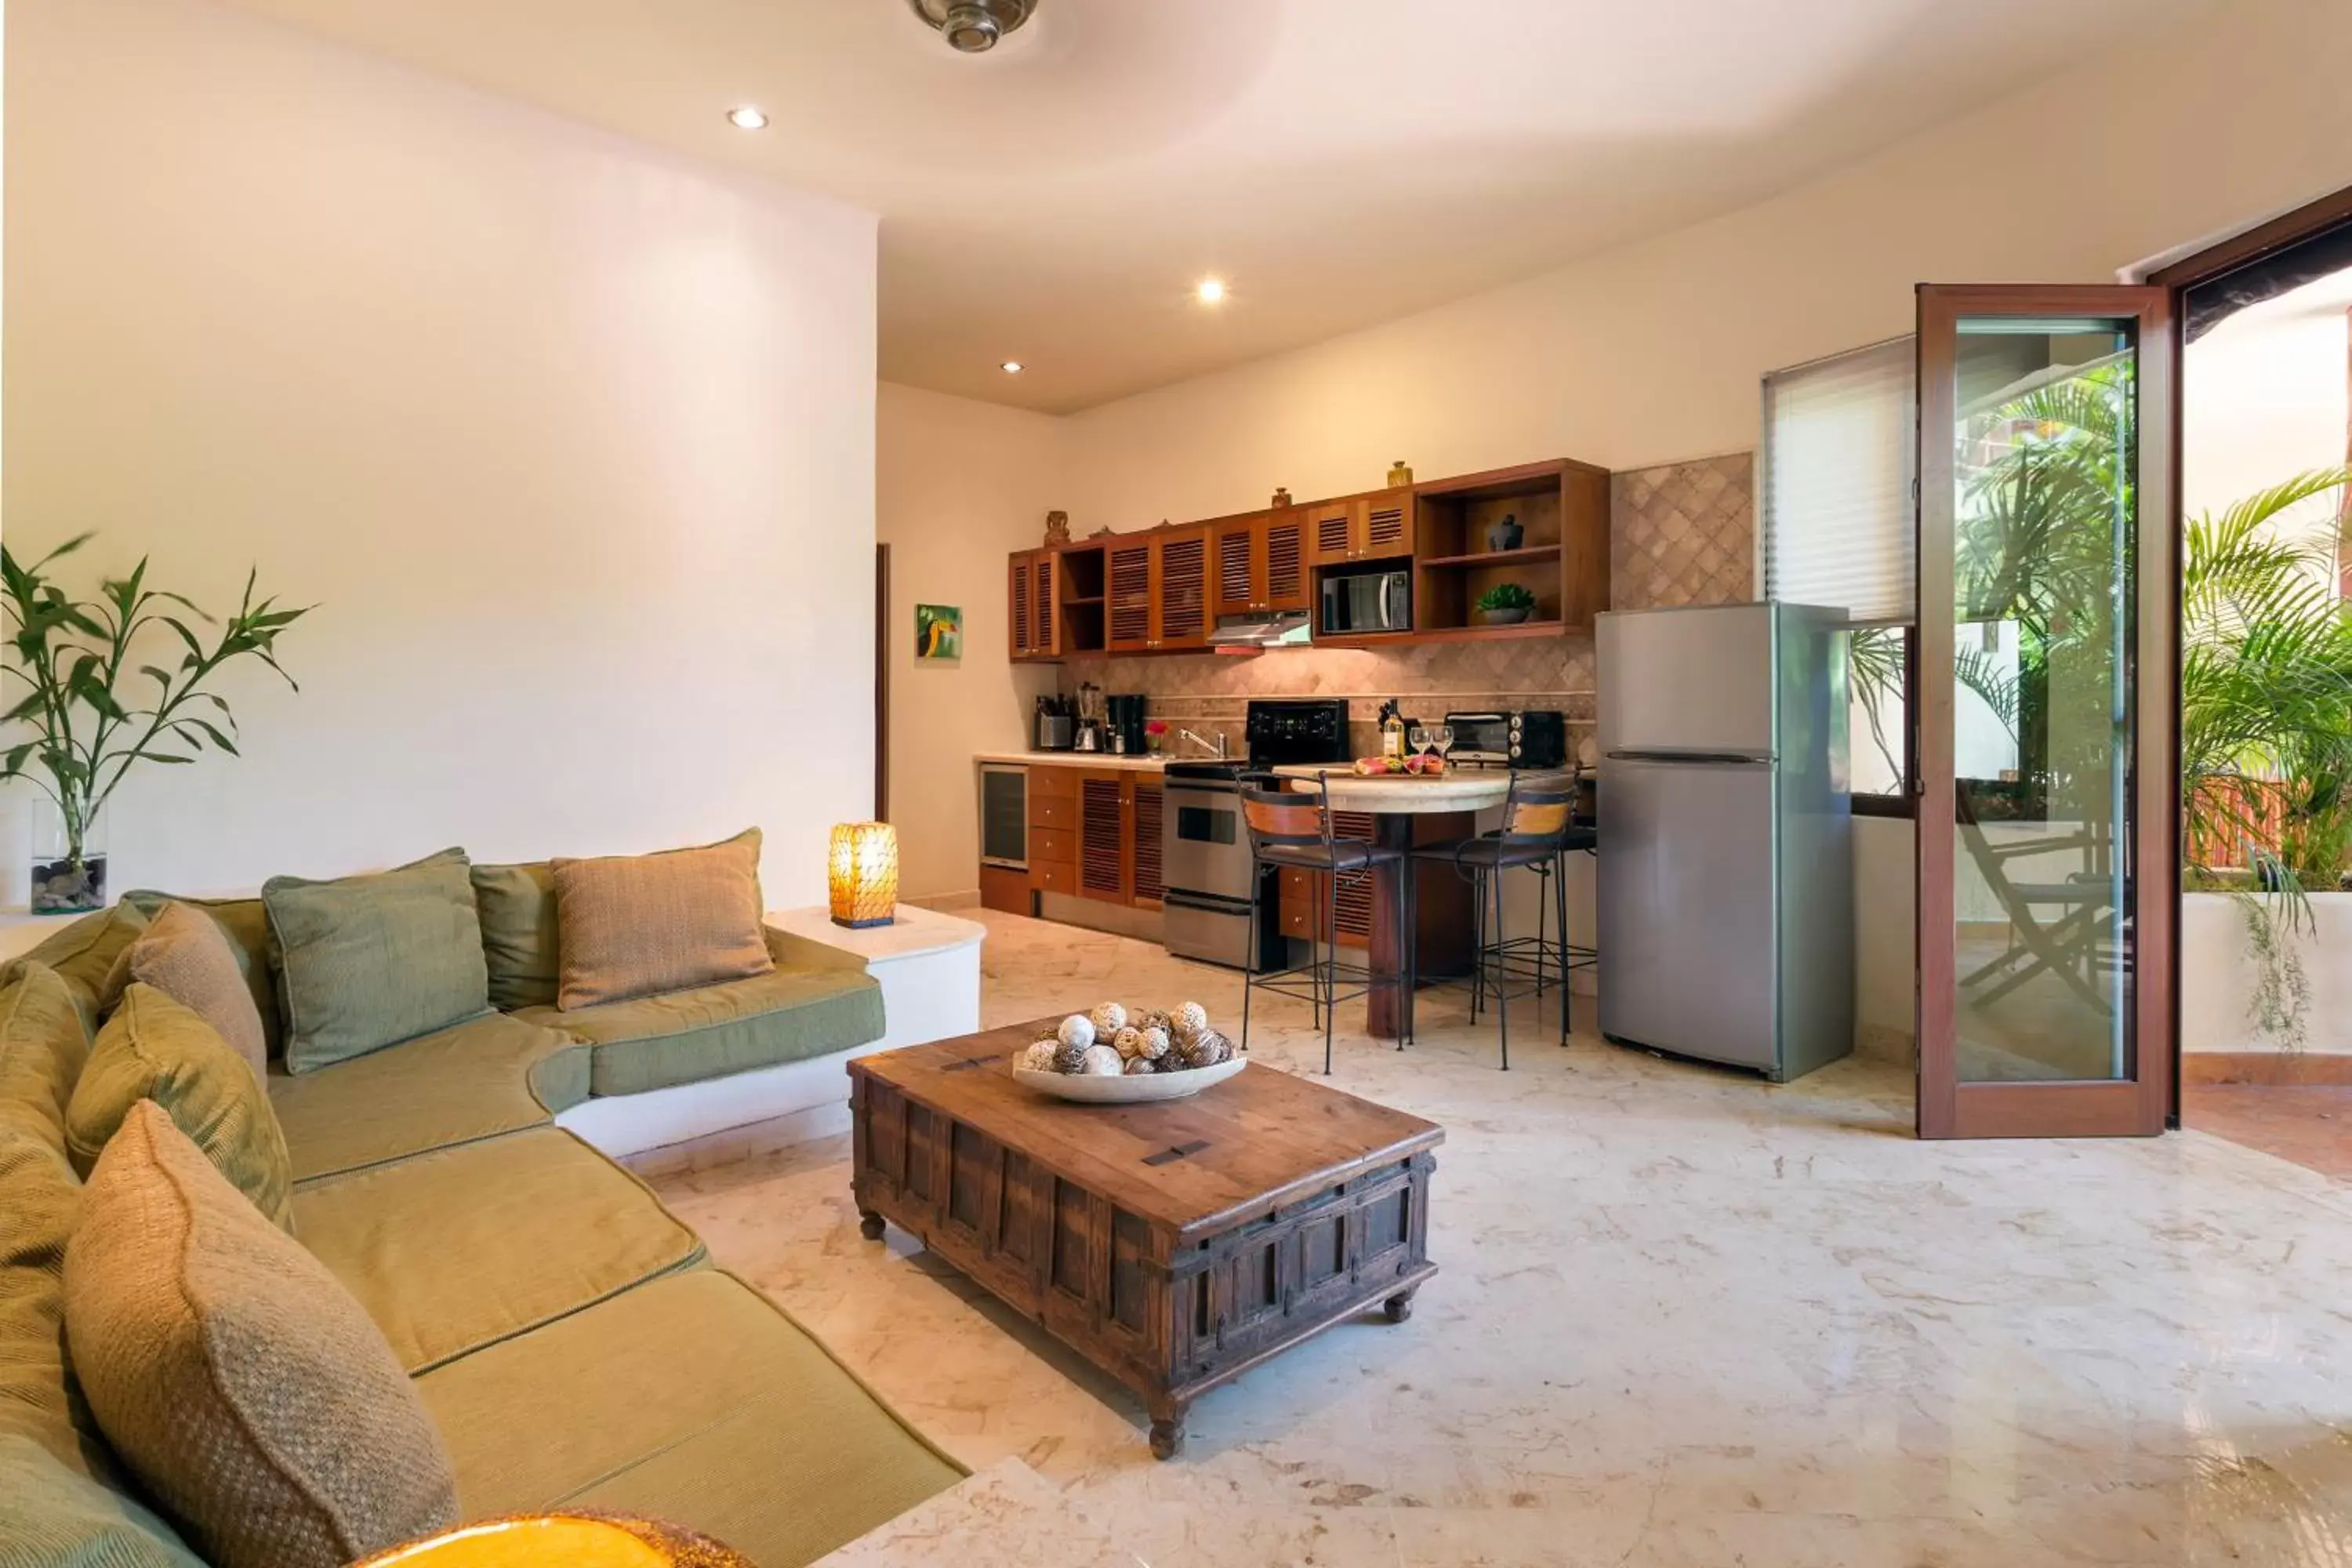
1044,510,1071,546
1271,487,1292,508
1475,605,1533,626
1485,513,1523,552
30,801,107,915
1387,460,1414,488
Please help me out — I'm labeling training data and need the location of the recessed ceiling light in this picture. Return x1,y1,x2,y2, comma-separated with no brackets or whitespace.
1196,278,1228,305
727,107,769,131
1000,361,1025,375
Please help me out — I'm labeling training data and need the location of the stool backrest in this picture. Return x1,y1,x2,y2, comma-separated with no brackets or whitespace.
1240,780,1330,851
1501,771,1580,843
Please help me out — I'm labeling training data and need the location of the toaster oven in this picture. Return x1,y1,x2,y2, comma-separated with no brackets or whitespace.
1444,710,1570,770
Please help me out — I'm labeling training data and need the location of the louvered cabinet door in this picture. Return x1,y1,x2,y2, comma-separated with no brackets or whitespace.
1210,519,1261,617
1009,553,1035,659
1359,489,1412,561
1131,782,1165,907
1107,541,1153,652
1330,811,1377,949
1305,499,1359,566
1153,528,1209,651
1032,555,1058,657
1264,513,1309,612
1079,774,1130,902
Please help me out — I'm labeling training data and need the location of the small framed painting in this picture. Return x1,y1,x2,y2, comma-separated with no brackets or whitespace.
915,604,963,661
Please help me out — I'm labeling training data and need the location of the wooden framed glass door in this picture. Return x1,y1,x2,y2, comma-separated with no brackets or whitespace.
1915,285,2176,1138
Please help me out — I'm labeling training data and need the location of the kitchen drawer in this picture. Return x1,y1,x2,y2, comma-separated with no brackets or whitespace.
1279,869,1316,938
1029,794,1078,832
1030,827,1076,865
1029,765,1080,800
1031,858,1078,897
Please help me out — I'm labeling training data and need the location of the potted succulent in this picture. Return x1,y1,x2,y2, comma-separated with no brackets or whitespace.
1474,583,1537,626
1,535,308,913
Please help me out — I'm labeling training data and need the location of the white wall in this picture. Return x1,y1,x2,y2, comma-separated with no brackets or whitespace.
4,0,879,902
1060,0,2352,526
2183,269,2351,551
876,383,1065,902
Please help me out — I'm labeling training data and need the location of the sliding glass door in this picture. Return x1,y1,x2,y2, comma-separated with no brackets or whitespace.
1915,285,2176,1138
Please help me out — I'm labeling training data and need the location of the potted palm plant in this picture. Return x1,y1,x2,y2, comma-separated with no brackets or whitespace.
1,535,308,913
1475,583,1537,625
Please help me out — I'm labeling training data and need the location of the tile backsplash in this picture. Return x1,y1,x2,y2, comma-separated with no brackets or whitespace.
1059,452,1755,764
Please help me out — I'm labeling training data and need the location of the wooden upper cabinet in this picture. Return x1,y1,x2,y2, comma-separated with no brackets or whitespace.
1106,538,1154,652
1264,510,1310,612
1210,514,1262,618
1007,549,1060,662
1009,551,1036,659
1305,489,1413,567
1153,526,1210,651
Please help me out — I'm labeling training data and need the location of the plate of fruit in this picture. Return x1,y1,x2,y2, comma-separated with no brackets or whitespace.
1351,753,1448,777
1011,1001,1247,1103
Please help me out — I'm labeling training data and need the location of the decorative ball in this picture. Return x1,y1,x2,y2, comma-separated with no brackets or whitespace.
1017,1041,1058,1073
1171,1001,1210,1036
1112,1026,1147,1060
1138,1025,1172,1061
1088,1001,1128,1036
1123,1055,1158,1076
1079,1044,1125,1076
1134,1008,1173,1036
1057,1014,1097,1051
1179,1027,1233,1069
1054,1037,1091,1074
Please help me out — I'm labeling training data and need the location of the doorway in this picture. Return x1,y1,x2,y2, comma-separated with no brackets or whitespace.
2158,196,2352,1178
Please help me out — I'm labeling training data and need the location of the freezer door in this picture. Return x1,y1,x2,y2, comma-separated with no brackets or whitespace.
1598,755,1779,1072
1598,604,1778,757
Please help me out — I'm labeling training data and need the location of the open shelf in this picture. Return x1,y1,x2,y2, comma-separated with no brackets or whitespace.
1417,544,1563,570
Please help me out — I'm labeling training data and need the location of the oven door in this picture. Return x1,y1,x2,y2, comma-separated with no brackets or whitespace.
1162,777,1253,901
1448,714,1511,762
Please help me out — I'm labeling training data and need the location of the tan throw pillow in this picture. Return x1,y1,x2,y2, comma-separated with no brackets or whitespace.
118,902,270,1076
62,1102,459,1568
550,828,771,1011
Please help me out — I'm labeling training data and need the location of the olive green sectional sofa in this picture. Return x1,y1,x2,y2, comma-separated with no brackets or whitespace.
0,891,960,1568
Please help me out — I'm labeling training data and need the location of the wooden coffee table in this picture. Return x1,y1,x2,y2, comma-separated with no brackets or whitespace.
849,1020,1442,1459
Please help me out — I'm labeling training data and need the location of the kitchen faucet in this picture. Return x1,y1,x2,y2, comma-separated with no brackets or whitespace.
1176,728,1229,760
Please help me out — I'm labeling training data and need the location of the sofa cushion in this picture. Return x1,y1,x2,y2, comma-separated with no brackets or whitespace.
470,860,560,1012
418,1270,961,1567
550,829,771,1011
269,1011,587,1185
292,1127,704,1374
118,900,270,1076
263,848,492,1073
63,1102,460,1568
0,903,148,1022
66,985,294,1232
514,931,882,1098
120,891,283,1063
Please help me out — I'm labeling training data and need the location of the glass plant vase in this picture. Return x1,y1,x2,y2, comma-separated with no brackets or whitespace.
29,801,107,916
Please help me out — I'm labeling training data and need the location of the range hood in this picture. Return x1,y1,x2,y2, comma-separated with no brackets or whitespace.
1207,611,1312,652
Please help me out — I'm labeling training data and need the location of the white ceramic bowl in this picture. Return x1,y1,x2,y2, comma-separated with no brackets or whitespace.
1012,1055,1247,1103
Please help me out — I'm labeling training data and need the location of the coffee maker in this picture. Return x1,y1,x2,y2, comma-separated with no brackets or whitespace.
1106,695,1147,756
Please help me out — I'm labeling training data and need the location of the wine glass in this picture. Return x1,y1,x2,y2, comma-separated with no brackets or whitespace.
1429,724,1454,766
1408,725,1431,758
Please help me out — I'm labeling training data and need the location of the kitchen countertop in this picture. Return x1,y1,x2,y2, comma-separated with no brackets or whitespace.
975,750,1186,773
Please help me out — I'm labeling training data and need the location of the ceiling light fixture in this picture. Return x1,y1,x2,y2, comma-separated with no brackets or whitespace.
906,0,1036,54
1001,361,1025,375
727,107,769,131
1196,278,1228,305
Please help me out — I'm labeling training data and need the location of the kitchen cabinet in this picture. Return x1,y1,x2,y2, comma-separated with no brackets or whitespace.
1305,488,1413,568
1211,510,1312,618
1274,811,1378,951
1106,527,1210,654
1028,763,1163,911
1008,550,1058,662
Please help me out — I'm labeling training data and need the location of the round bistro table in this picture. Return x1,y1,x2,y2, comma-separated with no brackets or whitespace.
1269,766,1515,1041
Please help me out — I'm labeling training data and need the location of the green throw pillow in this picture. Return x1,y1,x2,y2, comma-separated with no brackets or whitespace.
65,984,295,1232
0,903,149,1022
470,860,559,1012
263,848,490,1075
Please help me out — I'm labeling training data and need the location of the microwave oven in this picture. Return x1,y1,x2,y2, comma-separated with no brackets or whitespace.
1319,568,1411,637
1444,710,1570,770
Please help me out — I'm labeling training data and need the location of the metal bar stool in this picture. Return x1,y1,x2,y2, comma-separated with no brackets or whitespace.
1412,770,1583,1070
1238,772,1414,1075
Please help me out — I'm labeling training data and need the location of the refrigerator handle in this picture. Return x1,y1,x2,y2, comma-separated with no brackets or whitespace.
1605,749,1774,766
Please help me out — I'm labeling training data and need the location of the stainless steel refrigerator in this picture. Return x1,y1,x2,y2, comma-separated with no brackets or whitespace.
1596,603,1853,1081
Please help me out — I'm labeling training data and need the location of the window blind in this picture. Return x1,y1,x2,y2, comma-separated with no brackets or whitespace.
1760,336,1917,624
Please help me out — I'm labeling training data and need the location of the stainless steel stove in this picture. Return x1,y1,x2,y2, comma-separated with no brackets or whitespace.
1161,699,1349,970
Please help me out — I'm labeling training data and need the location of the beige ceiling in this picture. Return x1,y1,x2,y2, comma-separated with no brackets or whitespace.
216,0,2218,414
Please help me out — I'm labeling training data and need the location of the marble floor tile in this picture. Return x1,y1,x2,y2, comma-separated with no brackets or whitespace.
652,912,2352,1566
